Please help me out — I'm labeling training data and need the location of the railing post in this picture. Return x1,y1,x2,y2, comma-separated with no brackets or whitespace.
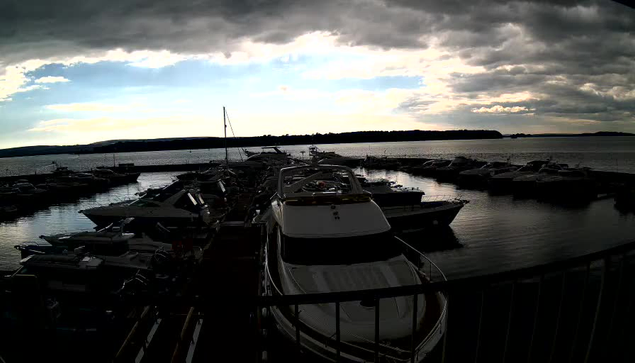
441,294,449,363
569,263,591,363
375,298,380,363
474,290,485,363
548,271,567,363
606,254,625,355
295,303,301,354
527,275,544,363
335,301,341,362
502,281,516,363
584,257,609,363
411,293,418,363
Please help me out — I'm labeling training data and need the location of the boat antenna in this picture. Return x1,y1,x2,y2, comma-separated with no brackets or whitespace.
223,106,228,167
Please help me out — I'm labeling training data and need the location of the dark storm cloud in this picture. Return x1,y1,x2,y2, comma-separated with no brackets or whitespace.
0,0,634,124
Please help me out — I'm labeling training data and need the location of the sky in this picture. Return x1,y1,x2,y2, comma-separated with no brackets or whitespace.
0,0,634,148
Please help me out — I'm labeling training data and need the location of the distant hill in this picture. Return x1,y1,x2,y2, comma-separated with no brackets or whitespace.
509,131,634,138
0,129,503,158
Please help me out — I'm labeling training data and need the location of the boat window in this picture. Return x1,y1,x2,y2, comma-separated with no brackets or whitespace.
281,232,401,265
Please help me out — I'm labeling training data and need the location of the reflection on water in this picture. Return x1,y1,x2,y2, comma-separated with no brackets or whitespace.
361,168,635,279
0,172,178,271
0,168,633,279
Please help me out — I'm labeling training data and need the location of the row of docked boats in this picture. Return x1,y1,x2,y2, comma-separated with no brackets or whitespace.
1,166,250,356
0,166,140,221
371,156,601,202
2,147,455,362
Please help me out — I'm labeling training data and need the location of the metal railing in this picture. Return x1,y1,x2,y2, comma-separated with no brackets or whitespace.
256,239,635,363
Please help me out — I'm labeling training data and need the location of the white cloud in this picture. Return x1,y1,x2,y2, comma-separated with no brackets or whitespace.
0,49,199,102
472,105,532,114
28,116,204,133
34,76,70,84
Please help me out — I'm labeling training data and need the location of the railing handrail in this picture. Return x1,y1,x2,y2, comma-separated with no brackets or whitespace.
255,238,635,307
396,236,448,282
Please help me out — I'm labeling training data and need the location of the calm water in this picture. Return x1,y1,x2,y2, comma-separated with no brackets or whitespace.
1,136,634,177
0,137,633,277
363,168,635,279
0,172,178,271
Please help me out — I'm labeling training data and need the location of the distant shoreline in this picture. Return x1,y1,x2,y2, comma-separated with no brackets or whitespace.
506,131,634,138
0,130,632,159
0,130,502,159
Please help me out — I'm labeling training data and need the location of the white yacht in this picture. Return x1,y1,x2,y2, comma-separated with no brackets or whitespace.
80,190,215,228
264,164,447,362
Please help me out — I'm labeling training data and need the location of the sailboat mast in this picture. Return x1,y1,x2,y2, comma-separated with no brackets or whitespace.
223,106,228,166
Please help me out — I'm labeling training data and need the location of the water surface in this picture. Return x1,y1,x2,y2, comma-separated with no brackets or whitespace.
1,136,634,176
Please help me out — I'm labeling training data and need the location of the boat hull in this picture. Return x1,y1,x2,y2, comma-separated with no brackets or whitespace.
263,238,447,363
82,212,204,229
265,264,447,363
382,201,465,232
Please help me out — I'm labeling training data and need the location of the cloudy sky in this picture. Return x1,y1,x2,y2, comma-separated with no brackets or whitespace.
0,0,633,148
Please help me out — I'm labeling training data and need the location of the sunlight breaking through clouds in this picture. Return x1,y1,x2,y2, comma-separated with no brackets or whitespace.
0,0,633,147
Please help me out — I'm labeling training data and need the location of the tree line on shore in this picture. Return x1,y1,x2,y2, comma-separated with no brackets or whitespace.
0,130,503,158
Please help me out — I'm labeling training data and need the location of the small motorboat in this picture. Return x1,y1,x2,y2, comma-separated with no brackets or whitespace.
9,181,49,205
381,197,467,233
488,160,550,193
93,168,140,185
457,161,517,188
535,168,598,201
39,218,137,254
409,159,451,177
512,163,567,197
244,146,289,163
309,145,361,166
80,189,217,228
354,176,467,232
357,176,425,206
264,164,447,362
435,156,483,181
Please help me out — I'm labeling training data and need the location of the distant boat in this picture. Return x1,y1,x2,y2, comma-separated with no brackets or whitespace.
309,145,360,166
244,146,289,162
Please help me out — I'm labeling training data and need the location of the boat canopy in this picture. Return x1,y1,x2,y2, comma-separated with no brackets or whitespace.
275,164,390,238
277,202,390,238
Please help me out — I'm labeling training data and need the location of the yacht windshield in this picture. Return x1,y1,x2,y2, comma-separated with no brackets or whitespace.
281,232,401,265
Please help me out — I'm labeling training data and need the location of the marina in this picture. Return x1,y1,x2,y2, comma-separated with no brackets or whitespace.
3,0,634,361
0,140,634,363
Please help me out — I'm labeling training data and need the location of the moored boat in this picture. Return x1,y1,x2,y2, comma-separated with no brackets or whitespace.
511,163,567,197
488,160,550,193
457,161,517,188
535,168,598,202
435,156,483,181
264,164,447,362
381,196,467,233
80,189,217,228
